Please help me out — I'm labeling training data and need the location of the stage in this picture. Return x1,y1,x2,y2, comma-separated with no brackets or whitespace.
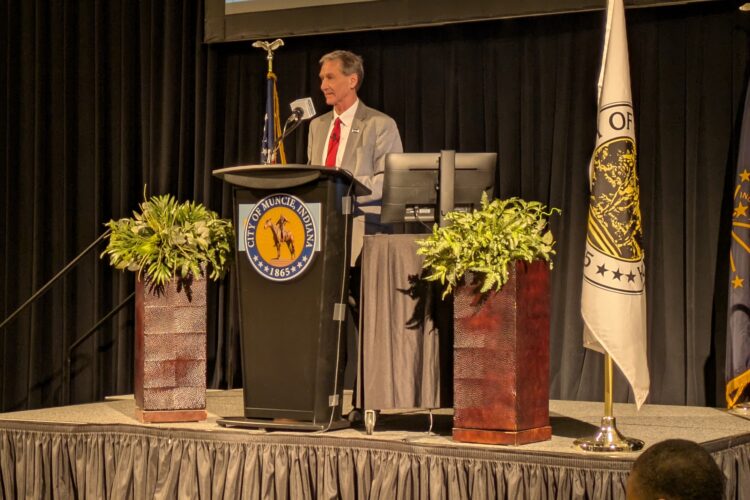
1,390,749,499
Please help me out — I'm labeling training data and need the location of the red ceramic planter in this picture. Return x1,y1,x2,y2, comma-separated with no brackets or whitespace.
453,260,551,445
133,277,208,423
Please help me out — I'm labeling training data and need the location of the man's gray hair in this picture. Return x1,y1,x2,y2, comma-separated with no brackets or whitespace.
319,50,364,91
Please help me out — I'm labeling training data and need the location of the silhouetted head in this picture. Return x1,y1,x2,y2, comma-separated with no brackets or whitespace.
626,439,724,500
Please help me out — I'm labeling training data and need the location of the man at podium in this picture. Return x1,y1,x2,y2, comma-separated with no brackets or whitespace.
307,49,403,263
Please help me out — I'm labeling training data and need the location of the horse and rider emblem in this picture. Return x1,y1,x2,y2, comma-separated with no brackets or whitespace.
244,194,318,282
583,136,645,295
587,137,644,262
263,215,296,259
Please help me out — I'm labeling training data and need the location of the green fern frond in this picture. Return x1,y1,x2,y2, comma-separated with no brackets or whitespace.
416,196,560,297
101,187,235,287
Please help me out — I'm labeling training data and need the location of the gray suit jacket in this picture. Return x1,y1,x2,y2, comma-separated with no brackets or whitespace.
307,101,403,213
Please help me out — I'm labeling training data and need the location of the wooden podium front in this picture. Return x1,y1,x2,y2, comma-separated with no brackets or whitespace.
214,165,368,431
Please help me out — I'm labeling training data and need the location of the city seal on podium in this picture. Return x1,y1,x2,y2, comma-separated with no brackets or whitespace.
244,193,318,282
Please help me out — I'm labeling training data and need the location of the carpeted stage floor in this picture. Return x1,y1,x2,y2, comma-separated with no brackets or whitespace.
1,390,749,499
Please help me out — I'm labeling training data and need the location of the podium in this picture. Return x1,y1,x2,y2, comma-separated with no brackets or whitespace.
213,164,369,431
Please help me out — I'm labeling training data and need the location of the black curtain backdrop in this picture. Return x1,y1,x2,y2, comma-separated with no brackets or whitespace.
1,0,749,412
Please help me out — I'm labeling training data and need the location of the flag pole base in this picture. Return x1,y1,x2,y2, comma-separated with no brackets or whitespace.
729,402,750,416
574,416,644,452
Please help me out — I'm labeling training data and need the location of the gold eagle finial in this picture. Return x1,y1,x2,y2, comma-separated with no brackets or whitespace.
252,39,284,73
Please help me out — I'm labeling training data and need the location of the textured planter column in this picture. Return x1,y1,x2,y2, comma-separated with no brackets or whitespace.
453,260,551,445
134,277,207,423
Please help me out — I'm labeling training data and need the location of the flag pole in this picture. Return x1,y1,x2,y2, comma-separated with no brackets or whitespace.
253,39,285,164
577,0,648,453
573,353,644,452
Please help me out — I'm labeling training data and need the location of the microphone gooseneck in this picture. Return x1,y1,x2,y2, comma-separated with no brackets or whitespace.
268,98,317,163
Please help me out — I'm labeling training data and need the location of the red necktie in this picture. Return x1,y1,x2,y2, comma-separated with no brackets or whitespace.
325,118,342,168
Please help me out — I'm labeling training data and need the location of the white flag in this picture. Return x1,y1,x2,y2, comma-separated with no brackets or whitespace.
581,0,650,409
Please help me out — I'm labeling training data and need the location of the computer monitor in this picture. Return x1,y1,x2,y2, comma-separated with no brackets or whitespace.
380,151,497,226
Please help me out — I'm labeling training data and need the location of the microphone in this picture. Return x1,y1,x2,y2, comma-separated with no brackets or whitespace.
266,98,317,164
288,97,316,122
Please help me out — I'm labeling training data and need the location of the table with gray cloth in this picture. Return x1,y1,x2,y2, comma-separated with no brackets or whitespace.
355,233,453,411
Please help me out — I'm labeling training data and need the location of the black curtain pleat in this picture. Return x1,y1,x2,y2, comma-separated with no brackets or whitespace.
1,0,749,412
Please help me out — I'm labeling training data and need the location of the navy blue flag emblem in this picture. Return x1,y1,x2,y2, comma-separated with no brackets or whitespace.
260,71,286,164
727,82,750,408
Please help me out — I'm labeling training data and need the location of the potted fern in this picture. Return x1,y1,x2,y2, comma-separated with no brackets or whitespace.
102,191,234,423
416,194,559,445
